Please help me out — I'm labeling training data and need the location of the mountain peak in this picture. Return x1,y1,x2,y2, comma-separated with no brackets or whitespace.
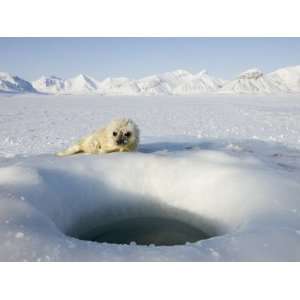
0,72,36,94
39,75,64,81
195,69,208,76
168,69,191,77
0,72,14,81
74,74,89,80
238,68,264,79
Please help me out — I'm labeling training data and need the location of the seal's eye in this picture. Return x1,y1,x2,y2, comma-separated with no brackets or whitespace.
125,132,131,138
113,131,117,137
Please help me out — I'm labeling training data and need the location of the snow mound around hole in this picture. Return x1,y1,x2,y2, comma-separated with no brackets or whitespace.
0,143,300,261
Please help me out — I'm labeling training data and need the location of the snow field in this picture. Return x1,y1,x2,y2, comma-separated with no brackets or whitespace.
0,95,300,261
1,142,300,261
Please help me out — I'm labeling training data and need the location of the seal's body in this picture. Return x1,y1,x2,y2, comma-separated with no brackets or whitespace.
57,118,139,156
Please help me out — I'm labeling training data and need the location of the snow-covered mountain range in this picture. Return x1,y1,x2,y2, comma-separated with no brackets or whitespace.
1,65,300,95
219,67,300,94
0,72,36,94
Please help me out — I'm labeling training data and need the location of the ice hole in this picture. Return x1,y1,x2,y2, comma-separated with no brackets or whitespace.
70,215,215,246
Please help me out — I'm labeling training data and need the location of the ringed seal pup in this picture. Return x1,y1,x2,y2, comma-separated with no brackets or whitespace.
57,118,139,156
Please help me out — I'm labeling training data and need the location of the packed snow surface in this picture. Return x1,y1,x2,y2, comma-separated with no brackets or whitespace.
1,94,300,261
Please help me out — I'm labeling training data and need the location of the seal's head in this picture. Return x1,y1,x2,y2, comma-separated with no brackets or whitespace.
106,118,140,152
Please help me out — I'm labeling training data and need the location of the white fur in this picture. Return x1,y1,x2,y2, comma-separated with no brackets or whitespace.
57,118,140,156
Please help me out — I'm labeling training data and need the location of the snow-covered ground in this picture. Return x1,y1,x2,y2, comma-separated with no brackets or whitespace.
1,94,300,261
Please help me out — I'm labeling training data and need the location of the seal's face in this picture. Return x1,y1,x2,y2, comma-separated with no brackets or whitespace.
107,118,139,151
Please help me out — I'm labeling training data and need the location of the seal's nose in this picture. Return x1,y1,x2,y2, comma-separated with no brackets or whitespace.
116,133,125,145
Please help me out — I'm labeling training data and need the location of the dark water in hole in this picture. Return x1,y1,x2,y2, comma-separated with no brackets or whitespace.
78,217,211,246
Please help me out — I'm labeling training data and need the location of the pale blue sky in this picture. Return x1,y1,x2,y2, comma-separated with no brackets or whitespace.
0,38,299,80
